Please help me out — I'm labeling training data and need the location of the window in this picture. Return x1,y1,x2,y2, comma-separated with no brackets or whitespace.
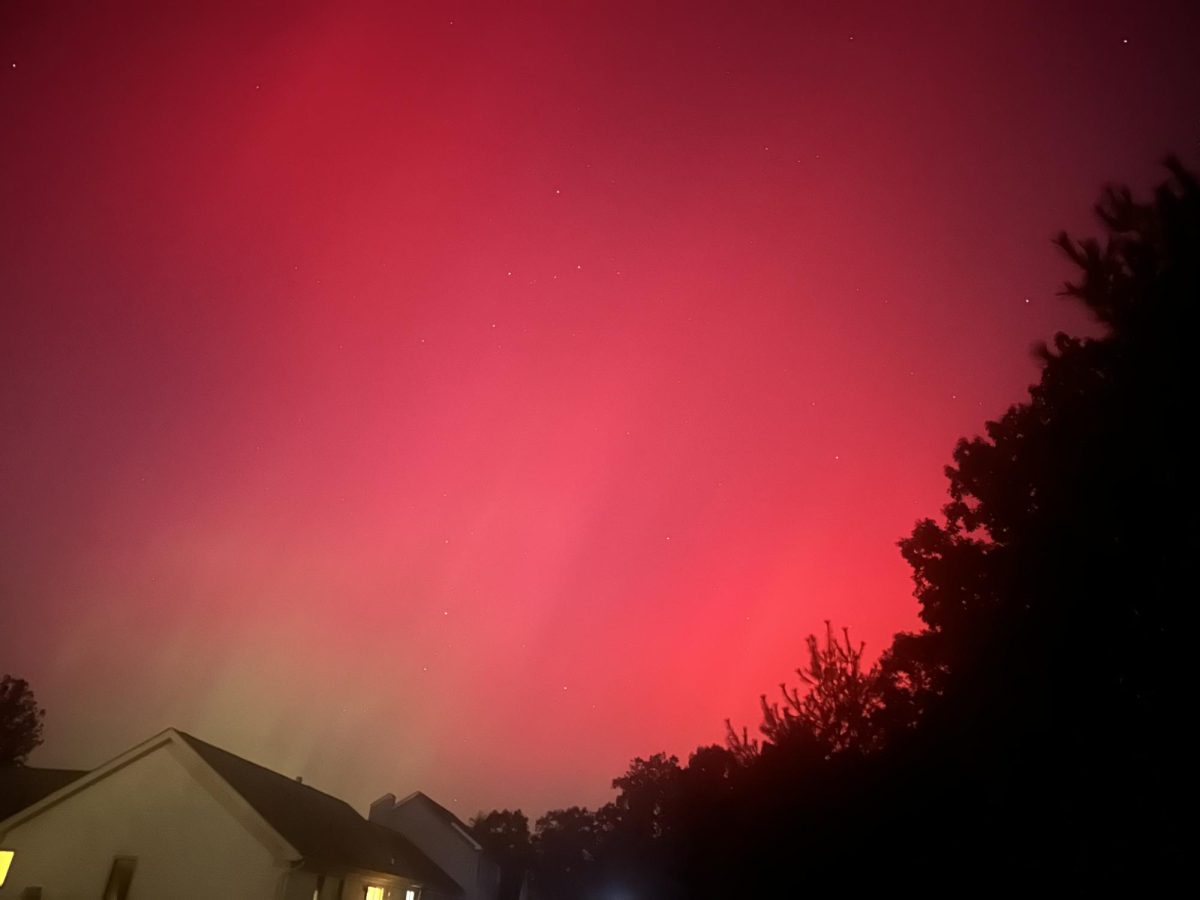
405,890,418,900
0,850,14,887
365,888,385,900
103,857,137,900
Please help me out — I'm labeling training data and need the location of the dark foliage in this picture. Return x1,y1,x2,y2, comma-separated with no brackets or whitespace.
470,809,533,900
482,159,1196,897
0,675,45,766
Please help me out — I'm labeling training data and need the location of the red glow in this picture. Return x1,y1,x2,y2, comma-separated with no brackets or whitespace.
2,1,1197,814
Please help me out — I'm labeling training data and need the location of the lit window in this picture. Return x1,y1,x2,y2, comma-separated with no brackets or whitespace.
103,857,137,900
406,890,418,900
0,850,14,887
365,888,385,900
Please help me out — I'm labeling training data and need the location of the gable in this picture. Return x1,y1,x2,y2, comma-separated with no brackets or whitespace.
0,730,297,861
0,740,286,899
0,729,460,896
395,793,482,851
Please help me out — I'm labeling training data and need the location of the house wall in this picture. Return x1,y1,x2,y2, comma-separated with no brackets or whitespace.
340,872,412,900
279,870,321,900
281,868,429,900
364,801,496,900
0,742,286,900
368,799,497,900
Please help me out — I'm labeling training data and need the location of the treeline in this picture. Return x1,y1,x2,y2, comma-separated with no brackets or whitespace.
470,158,1197,895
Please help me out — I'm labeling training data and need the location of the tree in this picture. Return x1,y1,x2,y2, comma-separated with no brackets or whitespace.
606,753,683,841
593,754,687,899
495,158,1198,897
726,622,884,761
879,158,1198,875
762,622,884,756
531,807,601,900
470,809,532,900
714,158,1198,886
472,807,532,857
0,675,45,766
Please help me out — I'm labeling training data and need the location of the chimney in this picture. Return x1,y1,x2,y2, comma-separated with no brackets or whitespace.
368,792,397,822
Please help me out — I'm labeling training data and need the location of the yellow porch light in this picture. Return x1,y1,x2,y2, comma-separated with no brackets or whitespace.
0,850,15,887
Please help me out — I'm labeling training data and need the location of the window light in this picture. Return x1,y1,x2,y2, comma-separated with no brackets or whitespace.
0,850,14,887
366,887,385,900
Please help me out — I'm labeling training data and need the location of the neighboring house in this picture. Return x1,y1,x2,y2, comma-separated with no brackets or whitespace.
369,793,501,900
0,728,460,900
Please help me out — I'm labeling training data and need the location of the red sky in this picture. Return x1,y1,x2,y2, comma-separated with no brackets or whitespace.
2,0,1198,817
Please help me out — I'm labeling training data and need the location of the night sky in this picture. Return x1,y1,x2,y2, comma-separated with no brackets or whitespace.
2,1,1198,817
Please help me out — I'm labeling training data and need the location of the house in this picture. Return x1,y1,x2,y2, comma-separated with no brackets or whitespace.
368,793,502,900
0,728,461,900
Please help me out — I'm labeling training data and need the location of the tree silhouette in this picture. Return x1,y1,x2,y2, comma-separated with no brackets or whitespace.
0,675,45,766
484,158,1197,896
760,622,883,756
723,621,884,770
470,809,532,900
530,807,601,900
605,753,683,841
878,157,1197,876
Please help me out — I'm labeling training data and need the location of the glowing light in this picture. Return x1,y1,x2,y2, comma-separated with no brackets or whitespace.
365,888,385,900
0,850,14,886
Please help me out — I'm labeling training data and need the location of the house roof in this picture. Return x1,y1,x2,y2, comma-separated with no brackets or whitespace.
0,767,87,821
395,791,482,850
175,732,460,894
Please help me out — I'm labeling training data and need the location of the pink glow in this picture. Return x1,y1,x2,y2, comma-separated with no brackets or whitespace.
2,1,1197,815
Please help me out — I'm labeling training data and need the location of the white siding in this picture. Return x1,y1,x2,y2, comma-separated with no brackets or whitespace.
0,743,285,900
369,798,496,900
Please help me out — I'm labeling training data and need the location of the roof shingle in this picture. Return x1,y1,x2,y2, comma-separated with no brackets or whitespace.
176,732,459,894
